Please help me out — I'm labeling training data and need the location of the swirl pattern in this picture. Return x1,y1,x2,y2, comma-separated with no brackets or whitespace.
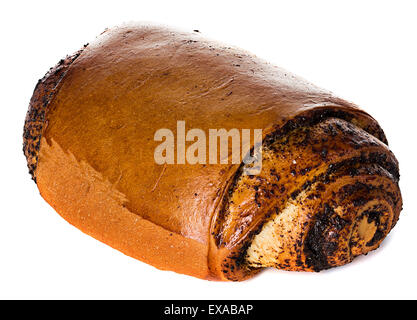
213,109,402,280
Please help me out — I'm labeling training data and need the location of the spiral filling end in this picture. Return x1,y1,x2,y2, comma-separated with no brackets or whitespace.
215,113,401,278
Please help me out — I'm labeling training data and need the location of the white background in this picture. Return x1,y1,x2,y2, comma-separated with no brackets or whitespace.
1,0,416,299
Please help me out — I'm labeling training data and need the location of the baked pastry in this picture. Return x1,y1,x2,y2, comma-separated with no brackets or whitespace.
23,24,402,281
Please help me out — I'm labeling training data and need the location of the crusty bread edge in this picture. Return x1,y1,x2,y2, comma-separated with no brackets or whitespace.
23,46,86,182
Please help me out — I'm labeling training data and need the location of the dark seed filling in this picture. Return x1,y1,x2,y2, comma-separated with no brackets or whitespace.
214,109,399,279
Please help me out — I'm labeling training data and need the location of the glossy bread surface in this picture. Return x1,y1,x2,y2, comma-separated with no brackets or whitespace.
24,24,402,280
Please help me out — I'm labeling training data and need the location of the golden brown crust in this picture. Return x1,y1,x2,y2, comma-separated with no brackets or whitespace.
24,24,402,281
37,138,212,279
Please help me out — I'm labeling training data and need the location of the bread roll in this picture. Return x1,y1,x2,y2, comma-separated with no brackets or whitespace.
23,24,402,281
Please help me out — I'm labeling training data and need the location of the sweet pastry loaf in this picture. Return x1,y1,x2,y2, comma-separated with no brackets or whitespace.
23,24,402,281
